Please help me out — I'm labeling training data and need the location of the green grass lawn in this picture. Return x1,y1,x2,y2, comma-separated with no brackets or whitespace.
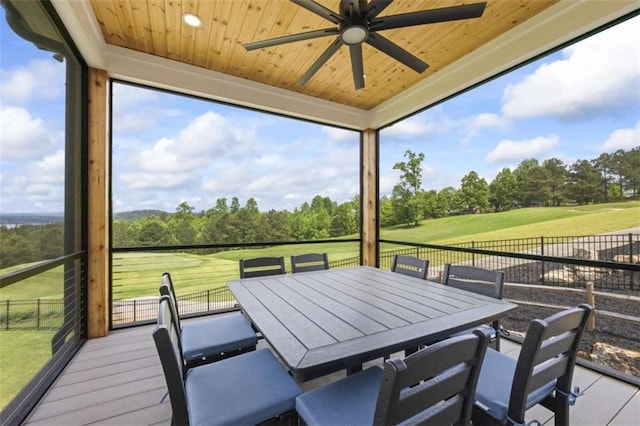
2,201,638,301
0,330,56,409
380,201,640,244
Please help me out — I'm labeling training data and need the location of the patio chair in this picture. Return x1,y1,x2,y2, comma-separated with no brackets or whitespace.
296,329,490,426
443,264,506,350
291,252,329,273
239,256,286,278
391,255,429,280
159,273,257,368
472,304,593,426
153,297,302,426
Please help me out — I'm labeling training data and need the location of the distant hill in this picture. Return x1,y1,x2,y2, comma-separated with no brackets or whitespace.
113,209,168,221
0,213,63,226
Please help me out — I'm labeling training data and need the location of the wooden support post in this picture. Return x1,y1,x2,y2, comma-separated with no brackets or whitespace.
586,282,595,331
87,68,110,338
361,129,378,267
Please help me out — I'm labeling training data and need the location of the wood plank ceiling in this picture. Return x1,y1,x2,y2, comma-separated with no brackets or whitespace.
88,0,559,111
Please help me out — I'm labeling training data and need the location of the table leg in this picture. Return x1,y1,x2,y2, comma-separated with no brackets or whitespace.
346,364,362,375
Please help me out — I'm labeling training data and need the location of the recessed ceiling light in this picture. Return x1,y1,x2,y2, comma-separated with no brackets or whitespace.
182,13,202,28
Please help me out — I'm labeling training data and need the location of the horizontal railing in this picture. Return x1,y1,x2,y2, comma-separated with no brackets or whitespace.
380,233,639,291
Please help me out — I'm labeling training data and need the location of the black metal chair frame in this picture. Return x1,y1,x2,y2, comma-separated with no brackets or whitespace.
472,304,593,425
290,252,329,273
391,255,429,280
443,263,506,350
159,273,257,368
296,330,490,426
239,256,286,278
153,297,301,426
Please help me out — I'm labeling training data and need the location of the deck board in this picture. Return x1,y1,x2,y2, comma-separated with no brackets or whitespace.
23,319,639,426
609,389,640,425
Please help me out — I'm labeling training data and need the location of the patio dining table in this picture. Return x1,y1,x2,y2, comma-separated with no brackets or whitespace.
227,265,517,382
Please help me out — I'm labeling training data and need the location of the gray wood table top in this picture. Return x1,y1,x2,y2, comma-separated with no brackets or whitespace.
227,266,517,382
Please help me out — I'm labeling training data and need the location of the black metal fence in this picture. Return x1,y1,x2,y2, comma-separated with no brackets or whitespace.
380,233,639,292
112,286,240,326
0,299,64,330
7,235,637,330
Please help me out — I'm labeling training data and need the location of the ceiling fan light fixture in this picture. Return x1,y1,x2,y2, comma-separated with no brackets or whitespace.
340,25,368,45
182,13,202,28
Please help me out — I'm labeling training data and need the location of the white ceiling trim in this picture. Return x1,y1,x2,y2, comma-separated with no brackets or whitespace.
51,0,638,131
102,44,370,130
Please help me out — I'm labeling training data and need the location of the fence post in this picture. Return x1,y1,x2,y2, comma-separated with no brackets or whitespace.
207,290,211,311
540,236,545,286
5,300,8,331
629,233,635,291
472,241,475,267
133,299,137,324
37,299,41,330
586,282,595,331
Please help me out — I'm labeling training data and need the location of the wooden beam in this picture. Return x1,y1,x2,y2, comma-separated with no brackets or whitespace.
361,128,378,267
87,68,110,338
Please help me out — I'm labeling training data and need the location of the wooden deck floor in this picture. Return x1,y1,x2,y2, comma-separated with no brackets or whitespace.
24,319,640,426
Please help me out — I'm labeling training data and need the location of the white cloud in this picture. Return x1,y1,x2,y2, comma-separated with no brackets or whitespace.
486,135,560,163
0,59,64,104
384,116,448,138
0,151,65,212
501,18,640,119
134,111,255,174
321,126,357,141
0,106,57,158
602,121,640,151
460,113,508,143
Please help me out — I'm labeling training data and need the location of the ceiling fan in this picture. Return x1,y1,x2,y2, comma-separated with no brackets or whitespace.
243,0,487,90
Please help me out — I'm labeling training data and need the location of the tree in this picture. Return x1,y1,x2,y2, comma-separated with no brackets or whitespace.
458,171,489,213
489,168,517,211
379,196,395,226
542,158,568,206
392,150,426,225
566,159,601,204
513,159,550,207
169,201,197,244
436,187,458,217
593,153,615,202
620,147,640,197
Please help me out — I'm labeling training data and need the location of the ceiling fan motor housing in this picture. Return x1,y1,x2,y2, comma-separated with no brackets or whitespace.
340,21,369,45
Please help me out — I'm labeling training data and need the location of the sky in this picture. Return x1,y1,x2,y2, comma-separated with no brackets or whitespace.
0,10,638,214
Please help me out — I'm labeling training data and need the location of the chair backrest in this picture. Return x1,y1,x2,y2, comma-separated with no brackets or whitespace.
374,330,489,425
153,296,189,425
507,304,593,424
291,253,329,273
390,255,429,280
239,256,286,278
443,264,505,299
159,272,183,331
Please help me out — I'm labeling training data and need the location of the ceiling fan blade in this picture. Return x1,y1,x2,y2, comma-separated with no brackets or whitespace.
366,32,428,73
297,38,343,87
244,28,339,50
363,0,393,20
349,44,365,90
369,2,486,31
291,0,343,25
339,0,366,19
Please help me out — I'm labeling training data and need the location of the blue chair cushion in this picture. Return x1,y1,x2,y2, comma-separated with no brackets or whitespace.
186,348,302,425
475,348,557,422
296,366,383,426
181,313,257,362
